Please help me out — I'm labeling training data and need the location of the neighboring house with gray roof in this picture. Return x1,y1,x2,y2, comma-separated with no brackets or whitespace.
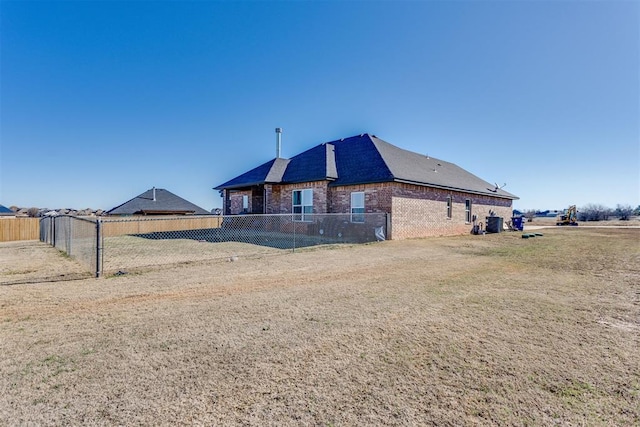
0,204,16,217
107,188,209,216
214,133,518,238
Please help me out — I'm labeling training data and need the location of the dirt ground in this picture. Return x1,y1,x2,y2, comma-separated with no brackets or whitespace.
1,228,638,425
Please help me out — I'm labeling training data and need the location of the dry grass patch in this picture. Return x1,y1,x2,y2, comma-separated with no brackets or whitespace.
0,228,638,425
102,235,285,274
0,241,91,285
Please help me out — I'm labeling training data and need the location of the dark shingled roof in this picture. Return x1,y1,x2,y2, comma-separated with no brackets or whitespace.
107,188,209,215
215,158,290,190
282,143,339,183
215,134,518,200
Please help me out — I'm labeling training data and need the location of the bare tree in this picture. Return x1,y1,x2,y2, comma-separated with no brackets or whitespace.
27,207,40,218
579,204,612,221
614,204,634,220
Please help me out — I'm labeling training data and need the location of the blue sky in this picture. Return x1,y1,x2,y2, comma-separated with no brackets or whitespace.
1,0,638,212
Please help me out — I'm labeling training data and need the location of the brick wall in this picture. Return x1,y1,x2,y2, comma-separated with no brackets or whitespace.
328,183,393,214
264,185,279,214
228,190,251,215
235,180,513,239
390,184,512,239
266,181,330,214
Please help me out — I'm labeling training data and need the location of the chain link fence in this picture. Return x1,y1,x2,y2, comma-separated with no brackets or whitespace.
40,215,99,275
41,213,388,277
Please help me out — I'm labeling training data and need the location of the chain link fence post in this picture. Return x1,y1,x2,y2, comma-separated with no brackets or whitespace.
96,218,102,277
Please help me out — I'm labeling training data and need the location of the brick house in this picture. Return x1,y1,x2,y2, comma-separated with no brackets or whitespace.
214,134,518,239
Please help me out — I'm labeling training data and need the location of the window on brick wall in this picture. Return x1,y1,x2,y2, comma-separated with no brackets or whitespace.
292,189,313,221
242,195,249,213
465,199,472,223
446,196,452,219
351,192,365,223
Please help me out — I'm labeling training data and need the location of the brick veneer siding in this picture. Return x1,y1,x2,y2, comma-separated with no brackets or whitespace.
328,182,512,239
228,190,252,215
265,181,330,214
328,183,393,214
238,180,512,239
390,184,512,239
263,185,278,214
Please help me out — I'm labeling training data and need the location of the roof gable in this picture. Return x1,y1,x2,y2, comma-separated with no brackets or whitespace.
107,188,209,215
215,158,290,190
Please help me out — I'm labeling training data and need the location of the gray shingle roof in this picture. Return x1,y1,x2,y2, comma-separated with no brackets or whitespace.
107,188,209,215
369,135,517,198
215,134,518,200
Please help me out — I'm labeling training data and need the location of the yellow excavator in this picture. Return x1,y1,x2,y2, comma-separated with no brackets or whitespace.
556,205,578,226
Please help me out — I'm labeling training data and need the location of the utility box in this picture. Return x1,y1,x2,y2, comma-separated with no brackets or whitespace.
486,216,503,233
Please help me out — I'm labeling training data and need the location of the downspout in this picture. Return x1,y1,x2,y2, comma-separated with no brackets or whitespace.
264,186,268,214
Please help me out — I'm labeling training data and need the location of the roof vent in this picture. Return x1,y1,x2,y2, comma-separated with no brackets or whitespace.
275,128,282,158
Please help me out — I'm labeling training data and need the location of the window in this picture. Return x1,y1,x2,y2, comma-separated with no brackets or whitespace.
351,192,365,223
242,195,249,213
292,189,313,221
465,199,472,223
446,196,452,219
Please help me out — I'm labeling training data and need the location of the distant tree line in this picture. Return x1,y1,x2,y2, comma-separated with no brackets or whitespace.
9,206,104,218
519,204,639,222
577,204,638,221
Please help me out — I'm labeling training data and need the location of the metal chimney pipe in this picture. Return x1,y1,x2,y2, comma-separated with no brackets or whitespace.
275,127,282,158
152,187,156,201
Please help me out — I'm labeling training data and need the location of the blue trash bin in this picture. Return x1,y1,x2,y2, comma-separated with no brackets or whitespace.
511,216,524,231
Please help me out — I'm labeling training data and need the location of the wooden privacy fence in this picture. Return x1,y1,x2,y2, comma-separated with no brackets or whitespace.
102,216,223,237
0,218,40,242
